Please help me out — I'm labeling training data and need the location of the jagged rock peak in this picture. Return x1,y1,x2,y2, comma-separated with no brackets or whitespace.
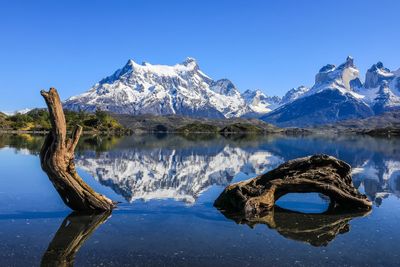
64,57,250,118
368,61,390,72
210,79,239,96
180,57,200,71
341,56,355,68
241,89,282,115
365,61,395,89
314,57,360,92
281,85,309,104
319,64,336,73
373,81,400,114
182,57,197,65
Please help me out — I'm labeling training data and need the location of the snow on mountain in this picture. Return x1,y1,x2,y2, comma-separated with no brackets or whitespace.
241,89,281,115
305,56,363,98
280,86,309,104
75,147,283,204
2,108,32,116
261,57,375,126
364,62,395,89
64,58,252,119
356,61,400,105
373,81,400,114
63,56,400,126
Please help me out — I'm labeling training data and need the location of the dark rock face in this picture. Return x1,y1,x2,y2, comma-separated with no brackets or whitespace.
210,79,238,96
365,62,395,89
373,82,400,114
261,89,374,127
214,154,372,218
350,77,363,90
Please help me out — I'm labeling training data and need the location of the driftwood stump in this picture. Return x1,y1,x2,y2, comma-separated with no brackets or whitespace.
214,154,372,218
40,88,115,211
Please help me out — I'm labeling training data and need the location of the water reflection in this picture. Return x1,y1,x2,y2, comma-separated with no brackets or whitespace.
41,211,111,267
75,144,282,203
1,133,400,205
1,133,400,264
75,135,400,205
218,207,370,247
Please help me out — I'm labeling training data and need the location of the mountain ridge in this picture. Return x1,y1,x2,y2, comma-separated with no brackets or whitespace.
61,56,400,127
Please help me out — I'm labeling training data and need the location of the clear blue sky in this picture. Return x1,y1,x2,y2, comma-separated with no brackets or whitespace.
1,0,399,110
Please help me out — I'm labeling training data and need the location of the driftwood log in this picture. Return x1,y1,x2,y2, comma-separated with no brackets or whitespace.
41,211,111,267
214,154,372,218
40,88,115,211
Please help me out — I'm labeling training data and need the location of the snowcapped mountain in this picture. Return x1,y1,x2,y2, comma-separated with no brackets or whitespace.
356,62,400,105
2,108,32,116
242,89,281,115
305,56,363,96
364,62,396,89
280,86,309,105
372,81,400,114
262,57,400,126
64,58,256,119
64,56,400,126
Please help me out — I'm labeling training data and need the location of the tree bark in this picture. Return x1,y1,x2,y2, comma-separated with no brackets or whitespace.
40,88,115,211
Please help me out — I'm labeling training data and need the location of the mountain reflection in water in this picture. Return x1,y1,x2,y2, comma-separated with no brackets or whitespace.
1,133,400,206
2,133,400,265
77,134,400,206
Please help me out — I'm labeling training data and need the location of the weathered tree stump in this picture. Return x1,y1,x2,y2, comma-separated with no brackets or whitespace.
214,154,372,218
41,211,111,267
40,88,115,211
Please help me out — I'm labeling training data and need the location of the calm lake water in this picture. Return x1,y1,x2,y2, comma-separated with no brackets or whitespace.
0,133,400,266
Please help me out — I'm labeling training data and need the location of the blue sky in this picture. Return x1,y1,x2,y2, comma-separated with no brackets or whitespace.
1,0,399,110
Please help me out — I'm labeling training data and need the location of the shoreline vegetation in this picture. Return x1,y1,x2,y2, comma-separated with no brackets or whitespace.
1,109,399,137
0,109,131,135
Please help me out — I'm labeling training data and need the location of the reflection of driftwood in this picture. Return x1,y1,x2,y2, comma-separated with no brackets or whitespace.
219,207,370,247
40,88,115,211
41,211,111,267
215,155,372,218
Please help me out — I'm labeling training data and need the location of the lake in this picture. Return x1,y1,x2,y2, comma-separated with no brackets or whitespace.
0,133,399,266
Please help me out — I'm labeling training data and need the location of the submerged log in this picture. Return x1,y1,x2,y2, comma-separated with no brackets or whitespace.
214,154,372,218
40,88,115,211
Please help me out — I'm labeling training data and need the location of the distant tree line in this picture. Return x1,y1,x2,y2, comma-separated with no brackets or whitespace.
0,109,129,134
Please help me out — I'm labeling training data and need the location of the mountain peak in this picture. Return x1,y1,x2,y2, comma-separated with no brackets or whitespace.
346,56,354,66
337,56,355,69
313,57,360,93
241,89,281,115
365,61,395,89
319,64,335,73
182,57,197,64
373,80,400,114
181,57,199,70
65,57,249,118
368,61,391,73
281,86,309,104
